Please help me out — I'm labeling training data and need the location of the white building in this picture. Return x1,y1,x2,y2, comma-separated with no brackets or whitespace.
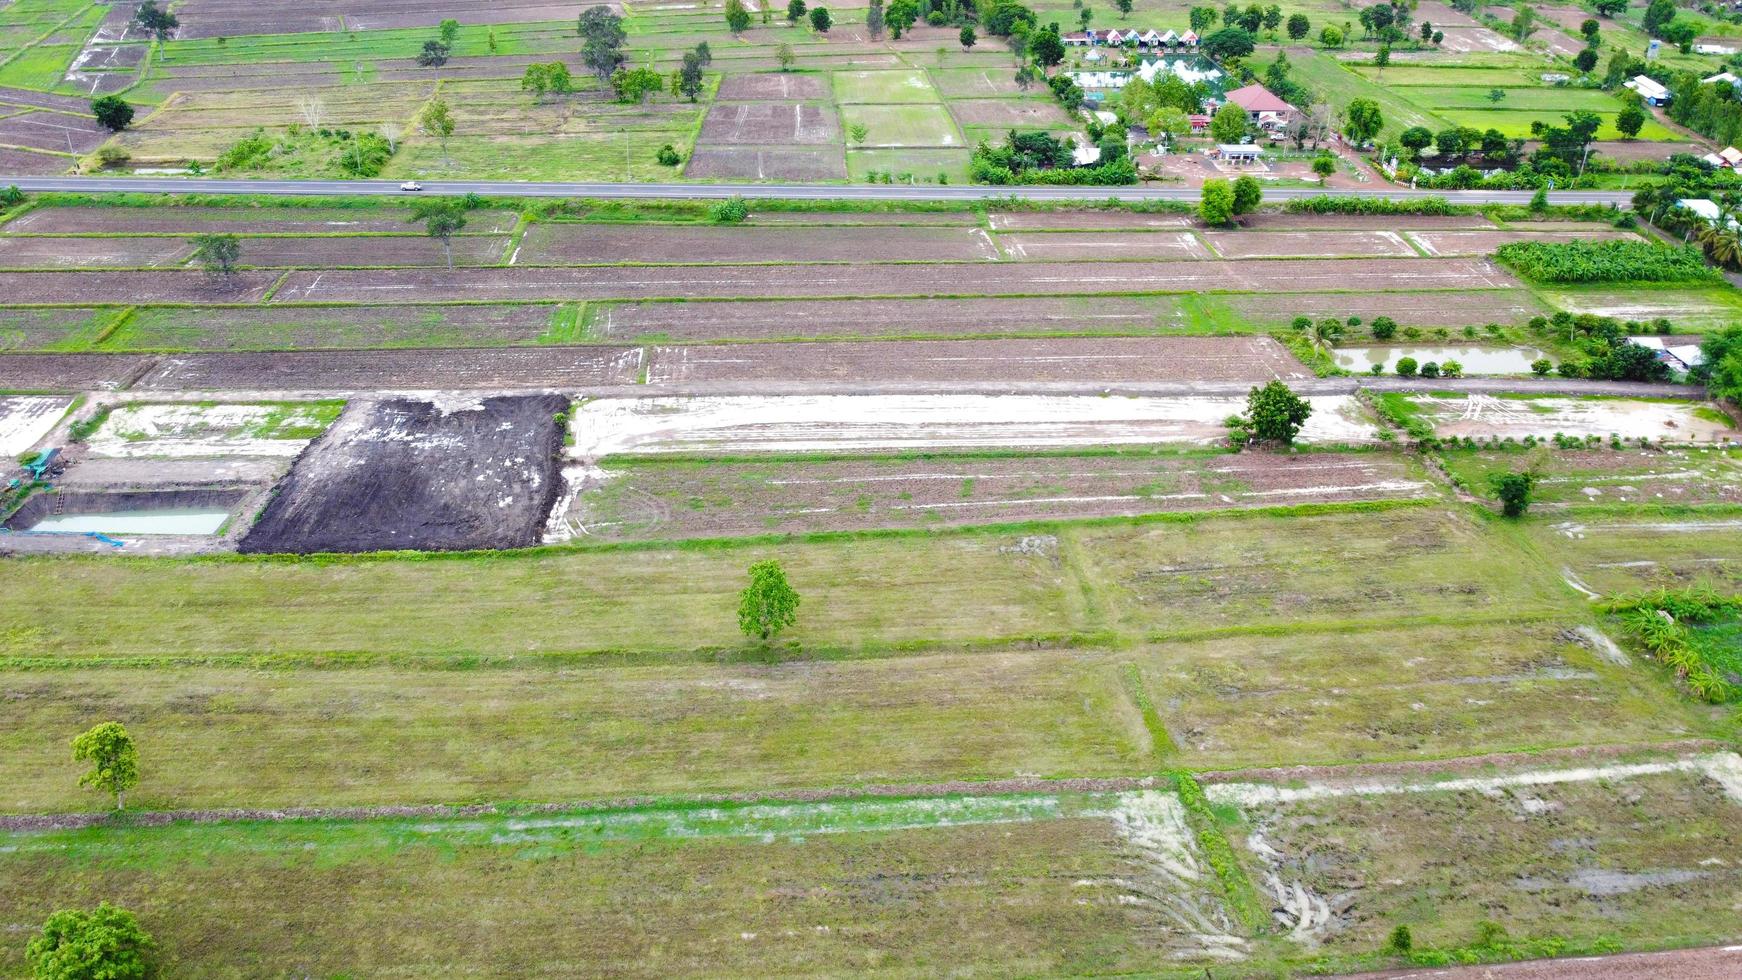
1625,74,1671,106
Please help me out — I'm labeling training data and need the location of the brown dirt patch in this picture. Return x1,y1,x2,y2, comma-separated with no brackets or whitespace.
0,147,70,175
228,235,508,267
997,231,1211,261
132,348,643,391
647,336,1309,385
746,210,979,226
270,257,1519,302
0,270,279,304
0,111,108,154
595,296,1175,340
987,211,1194,231
0,236,192,269
0,353,156,391
697,102,839,144
682,146,847,180
1409,229,1630,256
108,305,560,351
519,224,998,264
1587,140,1708,163
2,207,520,235
573,451,1432,541
1239,212,1497,231
715,74,830,101
1204,230,1418,259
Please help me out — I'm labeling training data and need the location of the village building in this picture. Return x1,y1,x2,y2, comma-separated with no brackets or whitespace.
1624,74,1672,106
1222,82,1297,131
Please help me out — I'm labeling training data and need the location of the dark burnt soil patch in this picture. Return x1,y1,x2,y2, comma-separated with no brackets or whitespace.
240,395,568,554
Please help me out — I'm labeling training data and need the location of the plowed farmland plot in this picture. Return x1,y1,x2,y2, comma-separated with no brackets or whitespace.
987,211,1195,231
566,394,1376,457
696,102,839,143
134,347,642,391
0,270,278,303
0,110,106,154
1391,394,1740,443
1202,230,1417,259
105,305,566,351
0,236,192,268
564,451,1435,541
1408,229,1633,256
240,394,570,554
271,258,1518,302
1239,212,1498,230
0,147,67,174
1,206,520,234
518,224,998,264
1541,287,1742,328
682,146,847,180
0,353,153,391
592,296,1178,341
996,232,1210,261
1218,762,1742,956
1207,288,1550,328
1442,448,1742,507
169,0,599,38
715,73,829,100
645,337,1309,385
745,209,978,225
222,234,509,268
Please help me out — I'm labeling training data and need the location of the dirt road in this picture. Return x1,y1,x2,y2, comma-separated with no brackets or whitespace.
1340,945,1742,979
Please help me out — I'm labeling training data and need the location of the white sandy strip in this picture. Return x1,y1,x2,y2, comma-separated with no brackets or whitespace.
0,397,70,456
1205,753,1742,808
85,403,329,459
1429,395,1739,443
571,394,1378,456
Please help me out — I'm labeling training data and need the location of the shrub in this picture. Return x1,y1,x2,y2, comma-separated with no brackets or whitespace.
1395,356,1418,377
26,904,154,980
1419,361,1441,378
1282,195,1456,216
1530,358,1552,377
710,196,749,223
655,143,682,166
1440,359,1463,378
1489,471,1535,517
1386,925,1414,955
1291,316,1312,331
0,184,22,207
1370,316,1396,339
1495,239,1723,285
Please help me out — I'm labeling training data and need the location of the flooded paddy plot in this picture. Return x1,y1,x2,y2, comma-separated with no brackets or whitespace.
561,451,1435,542
1208,288,1550,329
1075,506,1575,634
1443,447,1742,508
593,296,1177,341
1541,287,1742,329
518,223,998,264
568,394,1378,457
1400,394,1739,444
240,395,569,554
1531,518,1742,596
647,336,1309,386
106,304,564,352
987,211,1194,231
1218,759,1742,954
1334,345,1545,375
134,347,642,391
0,396,67,455
270,257,1518,303
1140,620,1701,770
83,402,342,459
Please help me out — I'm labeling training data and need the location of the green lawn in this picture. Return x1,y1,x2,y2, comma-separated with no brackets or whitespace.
839,103,963,147
832,68,942,104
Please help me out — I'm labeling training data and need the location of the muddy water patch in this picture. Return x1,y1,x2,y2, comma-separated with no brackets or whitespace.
5,489,245,536
1334,345,1543,375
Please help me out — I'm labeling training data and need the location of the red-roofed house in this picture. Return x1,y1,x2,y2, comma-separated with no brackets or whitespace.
1223,82,1296,130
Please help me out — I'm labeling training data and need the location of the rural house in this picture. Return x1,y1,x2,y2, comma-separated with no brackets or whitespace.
1223,83,1296,130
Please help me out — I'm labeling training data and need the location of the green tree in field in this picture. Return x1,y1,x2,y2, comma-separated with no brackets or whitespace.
1594,0,1627,15
0,184,23,207
1616,103,1646,140
1118,0,1134,19
191,233,241,278
1319,24,1343,47
578,6,628,82
739,559,800,642
1200,25,1256,60
409,198,468,269
726,0,753,32
1209,102,1248,144
1231,174,1262,214
133,0,178,40
1698,326,1742,402
418,98,456,168
416,39,451,66
810,6,832,32
777,43,796,70
1199,177,1235,226
522,62,574,100
1385,924,1413,955
1573,47,1597,73
1399,125,1432,160
787,0,807,23
613,66,665,103
1311,153,1336,184
71,722,138,810
439,18,461,45
1489,470,1536,517
1287,13,1310,39
1245,380,1312,444
960,25,977,50
886,0,919,37
1373,45,1390,78
1263,3,1282,35
867,0,885,38
671,52,706,102
90,96,133,133
1028,24,1065,67
1190,6,1218,32
1342,98,1382,146
27,904,154,980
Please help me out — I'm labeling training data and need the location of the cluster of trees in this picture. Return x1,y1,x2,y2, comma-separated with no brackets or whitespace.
1699,327,1742,404
1642,0,1700,53
1198,174,1261,225
1667,71,1742,150
1635,168,1742,268
1117,72,1211,144
969,128,1136,184
521,61,575,99
417,18,462,66
1527,312,1675,382
732,0,828,31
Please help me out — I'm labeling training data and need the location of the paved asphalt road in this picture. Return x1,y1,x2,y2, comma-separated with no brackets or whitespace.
0,175,1635,205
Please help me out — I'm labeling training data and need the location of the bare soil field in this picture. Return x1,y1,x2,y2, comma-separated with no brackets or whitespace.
1,207,520,235
682,146,848,180
567,394,1377,457
270,257,1518,303
0,111,108,154
565,451,1435,541
519,224,997,265
170,0,602,37
1587,138,1707,162
0,396,68,455
715,74,830,101
746,210,979,225
1408,229,1631,256
987,211,1194,231
646,337,1309,385
222,234,509,268
0,270,279,304
996,231,1210,261
240,394,570,554
1240,212,1497,230
108,305,561,351
0,148,68,175
133,347,642,391
0,236,192,269
0,87,92,113
697,102,840,144
1210,288,1550,328
0,354,154,392
593,296,1176,341
1204,230,1417,259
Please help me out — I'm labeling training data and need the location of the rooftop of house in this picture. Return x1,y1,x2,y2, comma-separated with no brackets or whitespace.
1224,83,1292,114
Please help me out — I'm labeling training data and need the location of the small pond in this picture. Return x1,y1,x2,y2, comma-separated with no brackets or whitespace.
1334,346,1546,375
25,508,232,536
